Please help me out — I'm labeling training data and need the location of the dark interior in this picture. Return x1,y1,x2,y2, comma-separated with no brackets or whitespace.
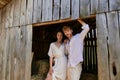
31,17,98,80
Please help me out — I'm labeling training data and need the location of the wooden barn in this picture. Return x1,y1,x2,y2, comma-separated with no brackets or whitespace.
0,0,120,80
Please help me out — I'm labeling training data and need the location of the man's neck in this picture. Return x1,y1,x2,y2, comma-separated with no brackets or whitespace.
69,34,73,40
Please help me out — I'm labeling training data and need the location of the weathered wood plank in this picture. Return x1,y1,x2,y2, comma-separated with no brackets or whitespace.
14,27,21,80
61,0,70,19
8,1,14,28
1,8,5,28
1,7,7,29
33,0,38,23
96,13,110,80
26,0,33,24
13,0,21,27
1,28,8,80
118,11,120,38
20,0,26,26
53,0,60,20
42,0,52,22
0,10,1,29
0,9,7,80
71,0,79,19
80,0,90,17
91,0,98,14
97,0,108,13
6,28,15,80
25,25,32,80
107,11,120,80
4,3,10,28
109,0,120,11
33,0,42,23
37,0,42,22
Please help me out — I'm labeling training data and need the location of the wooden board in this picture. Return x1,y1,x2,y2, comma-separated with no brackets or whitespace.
53,0,60,20
61,0,70,19
20,0,26,26
91,0,98,14
1,28,9,80
0,9,7,80
97,0,108,13
4,3,11,28
37,0,42,22
71,0,79,19
33,0,42,23
1,7,6,29
118,11,120,35
24,25,32,80
26,0,33,25
107,11,120,80
109,0,120,11
96,13,110,80
42,0,52,22
8,1,14,27
0,10,1,30
80,0,90,17
33,0,38,23
13,0,21,27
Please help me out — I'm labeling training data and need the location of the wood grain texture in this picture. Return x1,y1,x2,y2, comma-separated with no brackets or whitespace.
80,0,90,17
71,0,79,19
53,0,60,20
97,0,108,13
109,0,120,11
26,0,33,25
61,0,70,19
96,13,110,80
42,0,52,22
13,0,21,27
91,0,98,14
20,0,26,26
107,11,120,80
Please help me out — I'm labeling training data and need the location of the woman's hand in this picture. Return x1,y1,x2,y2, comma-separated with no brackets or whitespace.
48,68,53,75
64,39,69,44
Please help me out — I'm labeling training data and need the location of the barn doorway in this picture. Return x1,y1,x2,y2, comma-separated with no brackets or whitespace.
31,17,98,80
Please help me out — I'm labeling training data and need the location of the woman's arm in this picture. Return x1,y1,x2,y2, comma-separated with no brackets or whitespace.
49,57,53,75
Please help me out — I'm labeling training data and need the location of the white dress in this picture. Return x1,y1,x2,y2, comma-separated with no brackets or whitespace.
48,42,67,80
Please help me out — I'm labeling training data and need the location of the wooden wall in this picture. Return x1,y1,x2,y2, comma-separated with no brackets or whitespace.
97,11,120,80
0,0,119,28
0,25,32,80
0,0,120,80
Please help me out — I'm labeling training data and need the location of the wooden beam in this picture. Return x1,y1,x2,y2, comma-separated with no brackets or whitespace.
33,15,96,27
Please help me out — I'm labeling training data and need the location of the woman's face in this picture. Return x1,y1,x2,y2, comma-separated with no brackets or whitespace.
56,32,63,42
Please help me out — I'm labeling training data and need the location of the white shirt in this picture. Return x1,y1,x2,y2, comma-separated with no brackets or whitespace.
67,24,90,67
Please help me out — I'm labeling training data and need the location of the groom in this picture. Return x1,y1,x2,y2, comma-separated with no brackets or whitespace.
63,19,90,80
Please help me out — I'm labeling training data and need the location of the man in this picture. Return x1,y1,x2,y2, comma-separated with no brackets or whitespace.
63,19,90,80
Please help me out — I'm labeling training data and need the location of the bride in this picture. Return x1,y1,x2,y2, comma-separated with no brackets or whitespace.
45,31,67,80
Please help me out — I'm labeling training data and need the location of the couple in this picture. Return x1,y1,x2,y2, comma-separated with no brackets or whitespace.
46,19,90,80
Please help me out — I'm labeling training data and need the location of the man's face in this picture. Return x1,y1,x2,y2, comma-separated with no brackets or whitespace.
63,28,73,39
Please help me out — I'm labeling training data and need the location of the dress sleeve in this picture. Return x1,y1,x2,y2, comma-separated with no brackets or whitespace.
48,43,53,57
79,24,90,40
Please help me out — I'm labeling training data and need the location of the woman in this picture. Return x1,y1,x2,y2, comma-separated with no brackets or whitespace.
46,31,67,80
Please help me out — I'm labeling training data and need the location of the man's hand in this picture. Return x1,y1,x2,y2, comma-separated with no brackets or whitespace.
77,19,86,26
